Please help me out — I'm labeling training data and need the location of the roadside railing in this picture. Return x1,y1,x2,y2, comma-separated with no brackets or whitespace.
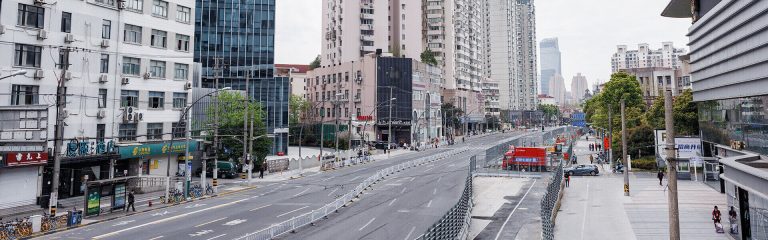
415,156,476,240
540,159,565,240
234,148,469,240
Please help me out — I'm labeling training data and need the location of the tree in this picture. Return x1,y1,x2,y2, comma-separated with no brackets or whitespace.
673,89,699,136
538,104,560,124
441,103,463,134
643,95,665,129
289,94,310,126
309,55,321,70
420,49,438,66
206,91,272,168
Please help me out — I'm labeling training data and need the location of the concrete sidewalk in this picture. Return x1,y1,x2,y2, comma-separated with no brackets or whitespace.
554,135,728,240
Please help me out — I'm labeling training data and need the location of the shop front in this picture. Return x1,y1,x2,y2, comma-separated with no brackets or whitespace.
41,139,120,201
0,151,47,209
118,141,199,177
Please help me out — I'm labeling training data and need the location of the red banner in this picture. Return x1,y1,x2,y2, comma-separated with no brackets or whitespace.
603,137,610,149
357,115,373,121
5,152,48,167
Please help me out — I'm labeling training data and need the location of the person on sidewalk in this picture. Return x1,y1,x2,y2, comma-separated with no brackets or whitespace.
712,205,722,224
729,206,739,234
259,161,267,179
127,191,136,212
589,154,594,164
657,170,665,186
564,171,571,187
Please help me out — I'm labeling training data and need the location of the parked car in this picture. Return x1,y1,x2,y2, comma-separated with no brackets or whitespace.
565,164,599,176
195,161,238,179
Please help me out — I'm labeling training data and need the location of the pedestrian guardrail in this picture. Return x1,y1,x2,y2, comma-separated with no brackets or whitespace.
415,157,475,240
540,160,564,240
234,148,469,240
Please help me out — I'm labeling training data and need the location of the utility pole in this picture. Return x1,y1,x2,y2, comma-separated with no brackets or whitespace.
243,71,251,185
388,86,393,158
50,47,70,216
334,94,340,166
664,90,681,240
320,99,325,170
212,58,223,193
247,96,255,185
608,103,613,169
621,99,629,196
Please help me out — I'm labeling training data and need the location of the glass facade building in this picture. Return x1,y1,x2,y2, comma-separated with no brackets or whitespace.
376,58,413,146
194,0,287,155
699,96,768,156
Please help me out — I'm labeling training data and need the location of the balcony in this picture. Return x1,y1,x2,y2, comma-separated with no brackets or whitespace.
360,45,376,52
360,35,374,41
360,24,373,30
360,13,374,19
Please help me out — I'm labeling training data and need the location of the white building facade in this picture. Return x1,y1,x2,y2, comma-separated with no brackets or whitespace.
570,73,588,102
611,42,687,73
0,0,194,207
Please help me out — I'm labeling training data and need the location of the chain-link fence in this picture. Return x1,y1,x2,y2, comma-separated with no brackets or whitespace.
541,154,565,240
415,157,476,240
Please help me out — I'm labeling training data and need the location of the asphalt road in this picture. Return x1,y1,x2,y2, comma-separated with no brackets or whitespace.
44,132,522,240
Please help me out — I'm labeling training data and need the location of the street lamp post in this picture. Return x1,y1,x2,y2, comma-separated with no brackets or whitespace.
0,70,28,81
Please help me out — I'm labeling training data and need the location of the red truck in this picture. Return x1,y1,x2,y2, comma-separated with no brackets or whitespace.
502,147,547,170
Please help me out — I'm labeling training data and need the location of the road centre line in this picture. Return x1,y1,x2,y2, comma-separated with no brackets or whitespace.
400,187,407,194
358,218,376,231
276,206,310,218
93,197,250,239
195,217,227,228
427,200,433,208
404,226,416,240
207,234,226,240
148,236,164,240
327,187,339,196
388,198,397,206
249,204,272,212
293,187,311,197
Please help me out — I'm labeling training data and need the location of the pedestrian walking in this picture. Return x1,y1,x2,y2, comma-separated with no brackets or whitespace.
729,206,739,234
589,154,594,164
259,161,267,179
564,171,571,187
657,170,665,186
127,191,136,212
713,206,724,233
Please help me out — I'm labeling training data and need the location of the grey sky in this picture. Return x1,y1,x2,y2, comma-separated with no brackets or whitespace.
275,0,692,90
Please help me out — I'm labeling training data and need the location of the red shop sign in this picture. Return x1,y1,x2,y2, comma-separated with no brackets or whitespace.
5,152,48,167
357,115,373,121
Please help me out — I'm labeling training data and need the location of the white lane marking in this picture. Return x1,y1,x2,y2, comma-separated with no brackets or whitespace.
112,220,135,227
93,197,250,239
580,178,591,240
385,183,402,186
207,234,226,240
409,177,416,182
423,167,435,173
404,226,416,240
433,188,437,195
437,176,442,183
350,175,362,182
249,204,272,212
327,187,339,196
223,219,247,226
293,187,311,197
195,217,227,228
321,176,335,182
400,187,407,194
185,203,207,209
388,198,397,206
358,217,375,231
494,179,537,240
276,206,310,218
426,200,433,208
148,236,163,240
189,230,213,237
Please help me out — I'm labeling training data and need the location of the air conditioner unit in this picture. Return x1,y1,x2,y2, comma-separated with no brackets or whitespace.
63,71,73,80
0,25,5,35
143,73,150,79
33,70,45,79
97,109,106,119
64,34,75,43
34,0,45,5
100,39,110,48
37,29,48,40
135,112,144,122
121,77,130,85
184,82,192,90
123,107,135,122
99,74,108,83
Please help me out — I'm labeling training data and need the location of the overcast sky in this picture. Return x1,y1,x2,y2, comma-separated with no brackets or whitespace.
275,0,692,90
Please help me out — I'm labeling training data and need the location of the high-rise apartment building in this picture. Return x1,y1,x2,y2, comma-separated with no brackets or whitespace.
611,42,687,73
548,74,566,106
0,0,195,206
570,73,589,102
196,0,288,155
320,0,422,66
540,38,561,96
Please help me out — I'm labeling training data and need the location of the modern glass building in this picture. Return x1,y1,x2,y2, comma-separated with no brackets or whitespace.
194,0,287,155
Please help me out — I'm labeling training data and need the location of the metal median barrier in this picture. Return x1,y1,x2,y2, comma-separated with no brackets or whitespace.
234,148,469,240
540,160,564,240
415,157,476,240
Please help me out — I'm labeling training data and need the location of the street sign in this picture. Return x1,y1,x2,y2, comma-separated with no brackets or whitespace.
5,152,48,167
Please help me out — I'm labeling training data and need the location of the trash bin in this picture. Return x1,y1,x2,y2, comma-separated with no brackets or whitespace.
30,215,42,233
67,210,83,227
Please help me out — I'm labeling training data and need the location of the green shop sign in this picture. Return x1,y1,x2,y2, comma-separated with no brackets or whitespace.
119,141,198,159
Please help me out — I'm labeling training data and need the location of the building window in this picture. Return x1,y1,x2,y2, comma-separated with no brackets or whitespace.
11,85,39,105
61,12,71,33
148,91,164,109
173,92,187,109
174,63,188,80
149,60,166,78
175,34,190,52
126,0,142,11
97,124,106,141
124,24,142,44
95,0,116,6
120,90,139,108
176,5,190,23
100,54,109,73
102,20,111,39
152,0,168,18
122,57,140,76
150,29,167,48
98,89,108,108
172,122,185,138
17,4,44,28
57,49,70,70
14,44,42,68
118,123,137,142
146,123,163,140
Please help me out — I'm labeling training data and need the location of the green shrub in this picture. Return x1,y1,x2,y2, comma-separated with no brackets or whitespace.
632,157,658,170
